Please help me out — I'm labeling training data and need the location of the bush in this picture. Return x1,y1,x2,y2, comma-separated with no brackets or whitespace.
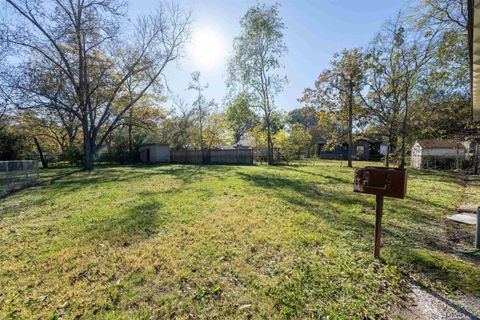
98,141,140,164
0,126,29,160
65,145,84,166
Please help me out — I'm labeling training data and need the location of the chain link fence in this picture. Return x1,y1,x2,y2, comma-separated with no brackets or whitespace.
0,160,40,196
411,154,468,170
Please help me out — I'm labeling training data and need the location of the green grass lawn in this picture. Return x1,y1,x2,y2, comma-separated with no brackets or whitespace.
1,161,479,319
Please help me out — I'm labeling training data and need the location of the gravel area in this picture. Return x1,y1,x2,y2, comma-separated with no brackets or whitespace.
399,281,480,320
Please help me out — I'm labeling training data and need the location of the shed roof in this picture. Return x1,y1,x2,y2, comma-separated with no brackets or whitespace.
417,139,465,149
139,143,169,147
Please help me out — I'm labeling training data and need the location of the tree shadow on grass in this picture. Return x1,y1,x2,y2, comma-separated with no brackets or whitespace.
408,168,461,184
82,199,168,247
266,167,464,245
275,165,352,185
76,167,225,246
236,171,368,207
236,170,373,242
155,165,233,183
236,169,480,296
37,165,224,194
45,170,152,193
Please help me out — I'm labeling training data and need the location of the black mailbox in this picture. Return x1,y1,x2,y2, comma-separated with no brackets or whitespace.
354,166,407,199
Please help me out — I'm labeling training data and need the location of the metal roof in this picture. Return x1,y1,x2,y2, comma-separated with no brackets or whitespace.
416,139,465,149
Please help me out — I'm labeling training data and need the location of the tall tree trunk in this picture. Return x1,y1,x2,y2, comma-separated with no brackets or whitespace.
385,146,390,167
199,107,204,151
128,123,133,162
82,120,94,171
266,114,273,165
385,122,397,167
399,86,409,168
60,144,66,160
474,143,479,175
68,135,75,148
67,124,77,148
268,131,273,164
33,136,48,169
84,140,94,171
347,89,353,168
234,131,241,145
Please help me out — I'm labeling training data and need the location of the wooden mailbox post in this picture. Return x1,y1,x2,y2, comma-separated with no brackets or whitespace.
354,167,408,259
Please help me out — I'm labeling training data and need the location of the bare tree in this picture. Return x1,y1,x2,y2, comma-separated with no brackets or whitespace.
418,0,467,30
0,15,10,121
397,22,440,167
360,17,407,167
4,0,191,170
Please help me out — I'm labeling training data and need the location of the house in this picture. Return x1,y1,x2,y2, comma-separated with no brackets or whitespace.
317,139,372,161
139,143,170,163
368,140,389,161
411,139,466,169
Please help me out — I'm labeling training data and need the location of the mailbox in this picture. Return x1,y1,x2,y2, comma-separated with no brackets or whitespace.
354,166,407,199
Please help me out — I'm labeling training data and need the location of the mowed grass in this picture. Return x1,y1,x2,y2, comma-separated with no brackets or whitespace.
0,161,479,319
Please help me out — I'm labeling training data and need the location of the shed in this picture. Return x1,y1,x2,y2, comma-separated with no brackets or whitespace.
139,143,170,163
411,139,466,169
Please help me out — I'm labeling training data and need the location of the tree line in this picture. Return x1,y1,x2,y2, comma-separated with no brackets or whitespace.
300,0,475,168
0,0,475,169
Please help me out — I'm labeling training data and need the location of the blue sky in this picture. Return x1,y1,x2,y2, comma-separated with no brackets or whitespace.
130,0,406,112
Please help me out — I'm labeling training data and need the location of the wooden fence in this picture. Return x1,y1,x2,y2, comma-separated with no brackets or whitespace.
170,149,254,165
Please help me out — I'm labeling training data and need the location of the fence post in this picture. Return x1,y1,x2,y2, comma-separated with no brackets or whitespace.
6,161,10,191
24,160,29,180
456,149,459,170
476,206,480,250
36,161,39,179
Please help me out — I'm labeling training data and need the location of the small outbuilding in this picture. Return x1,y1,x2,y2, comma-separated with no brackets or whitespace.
411,139,466,169
139,143,170,163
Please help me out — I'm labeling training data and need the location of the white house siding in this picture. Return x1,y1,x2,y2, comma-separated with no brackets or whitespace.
151,145,170,162
421,148,465,157
411,142,422,168
411,140,466,169
380,143,389,155
139,145,170,163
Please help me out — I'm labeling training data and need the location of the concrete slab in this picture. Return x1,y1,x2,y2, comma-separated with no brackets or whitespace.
447,213,478,225
457,205,479,213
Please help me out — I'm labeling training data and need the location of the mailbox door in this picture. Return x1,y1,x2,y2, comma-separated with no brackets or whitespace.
354,167,407,199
